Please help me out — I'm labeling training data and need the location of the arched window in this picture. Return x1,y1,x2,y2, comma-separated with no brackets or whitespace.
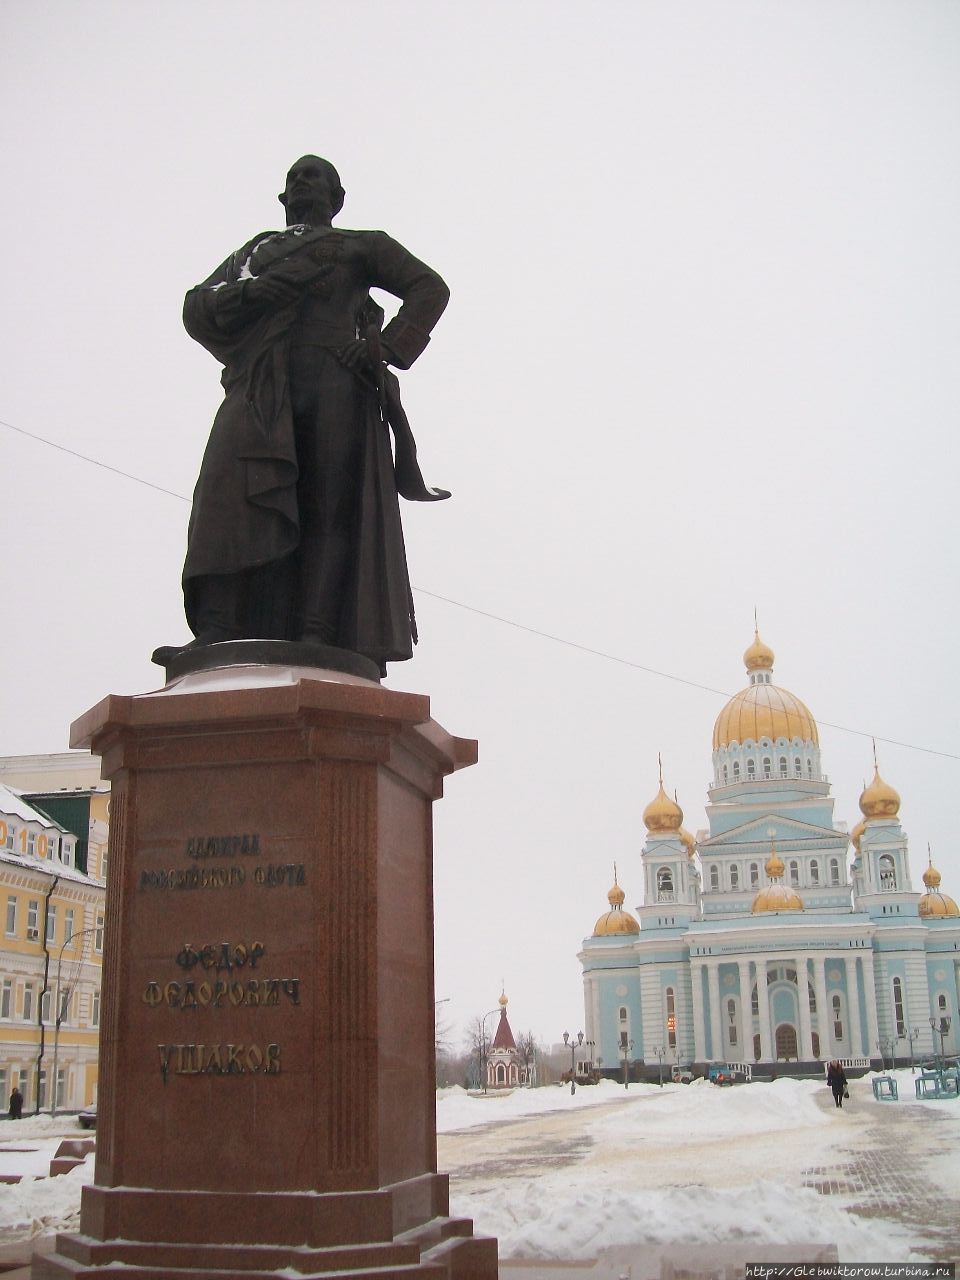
733,761,741,780
710,865,720,891
892,978,905,1037
794,756,802,776
730,864,739,890
657,867,674,899
939,993,948,1013
808,982,816,1014
753,1032,761,1059
810,860,820,885
832,994,843,1041
750,862,760,888
879,854,897,890
751,985,759,1016
829,858,841,886
666,988,676,1048
762,757,772,778
789,860,800,888
747,759,756,779
619,1006,628,1022
807,759,813,777
722,764,728,784
779,756,788,777
727,998,737,1046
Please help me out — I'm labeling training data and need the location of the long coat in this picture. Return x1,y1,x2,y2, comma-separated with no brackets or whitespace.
182,224,449,667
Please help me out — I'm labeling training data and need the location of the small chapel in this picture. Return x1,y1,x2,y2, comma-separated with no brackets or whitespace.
579,630,960,1076
486,991,529,1089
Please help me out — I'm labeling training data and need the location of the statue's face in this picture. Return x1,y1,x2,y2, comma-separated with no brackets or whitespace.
282,156,339,222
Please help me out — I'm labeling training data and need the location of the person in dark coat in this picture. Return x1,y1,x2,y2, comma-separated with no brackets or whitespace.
826,1059,847,1108
8,1087,23,1120
179,155,450,673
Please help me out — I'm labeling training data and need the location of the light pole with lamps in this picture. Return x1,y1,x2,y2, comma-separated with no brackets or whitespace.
563,1030,583,1095
51,926,99,1117
929,1015,951,1073
619,1037,633,1089
905,1026,920,1073
652,1045,666,1088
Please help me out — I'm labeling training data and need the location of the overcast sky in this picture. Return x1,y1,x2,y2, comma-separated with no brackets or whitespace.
2,1,958,1048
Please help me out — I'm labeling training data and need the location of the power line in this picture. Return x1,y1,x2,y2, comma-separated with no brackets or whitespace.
3,414,957,763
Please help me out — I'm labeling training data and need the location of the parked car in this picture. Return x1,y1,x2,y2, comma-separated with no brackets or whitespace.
671,1065,695,1084
78,1102,97,1129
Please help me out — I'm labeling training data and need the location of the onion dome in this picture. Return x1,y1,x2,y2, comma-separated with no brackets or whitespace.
644,783,683,833
594,869,640,936
744,630,775,672
850,817,866,851
713,633,818,749
858,767,900,820
751,845,803,913
919,852,960,919
498,990,509,1008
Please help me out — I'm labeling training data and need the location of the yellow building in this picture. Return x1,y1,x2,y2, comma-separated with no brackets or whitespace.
0,777,105,1113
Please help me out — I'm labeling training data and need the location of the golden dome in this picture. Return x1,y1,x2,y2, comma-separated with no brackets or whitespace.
643,782,683,833
593,876,640,936
744,630,775,672
752,882,805,913
498,991,509,1007
923,859,942,889
765,850,785,879
858,767,900,820
713,684,818,750
919,891,960,919
850,818,866,851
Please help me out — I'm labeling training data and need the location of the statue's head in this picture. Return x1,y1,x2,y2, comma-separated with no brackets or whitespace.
279,155,345,225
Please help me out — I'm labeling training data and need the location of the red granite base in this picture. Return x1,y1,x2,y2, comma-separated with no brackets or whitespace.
34,668,495,1279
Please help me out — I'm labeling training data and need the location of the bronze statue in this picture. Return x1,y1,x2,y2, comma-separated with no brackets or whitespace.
161,155,449,677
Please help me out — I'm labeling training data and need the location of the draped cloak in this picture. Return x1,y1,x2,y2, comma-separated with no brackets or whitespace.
181,225,449,669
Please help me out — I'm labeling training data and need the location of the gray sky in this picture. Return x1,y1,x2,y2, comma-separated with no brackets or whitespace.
2,1,958,1048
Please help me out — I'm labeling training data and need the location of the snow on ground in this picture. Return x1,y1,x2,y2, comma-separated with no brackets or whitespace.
0,1115,94,1242
439,1071,960,1263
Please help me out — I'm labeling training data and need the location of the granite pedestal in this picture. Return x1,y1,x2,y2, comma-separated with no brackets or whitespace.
35,663,496,1279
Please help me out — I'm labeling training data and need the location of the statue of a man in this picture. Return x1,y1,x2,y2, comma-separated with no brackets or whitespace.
175,155,449,675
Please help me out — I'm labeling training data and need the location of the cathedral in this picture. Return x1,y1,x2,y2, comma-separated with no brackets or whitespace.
579,631,960,1076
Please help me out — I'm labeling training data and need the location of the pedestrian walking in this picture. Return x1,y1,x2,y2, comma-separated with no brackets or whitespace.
826,1059,847,1108
8,1086,23,1120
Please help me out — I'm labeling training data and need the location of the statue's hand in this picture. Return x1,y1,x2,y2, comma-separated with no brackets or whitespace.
246,261,333,307
338,338,397,371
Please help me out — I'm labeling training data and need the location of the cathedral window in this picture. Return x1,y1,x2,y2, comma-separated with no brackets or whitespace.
665,988,676,1048
938,993,948,1013
657,868,674,900
810,860,820,885
779,756,788,777
807,759,813,777
794,757,802,776
808,982,816,1014
747,759,756,779
829,859,841,886
879,855,897,890
763,757,771,778
832,994,843,1040
892,978,905,1038
730,865,739,890
753,1033,761,1059
722,764,728,784
727,999,737,1045
750,863,759,888
789,861,800,888
709,865,720,891
751,986,759,1016
733,761,740,780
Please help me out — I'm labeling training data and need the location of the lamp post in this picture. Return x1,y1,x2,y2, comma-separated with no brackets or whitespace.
929,1015,951,1073
619,1037,634,1089
479,1008,500,1094
563,1030,583,1095
50,926,98,1117
906,1027,920,1074
652,1045,666,1088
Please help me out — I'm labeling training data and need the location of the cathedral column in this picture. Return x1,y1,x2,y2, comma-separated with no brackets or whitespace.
757,961,774,1062
844,955,864,1058
862,951,881,1057
796,955,814,1061
814,956,830,1060
706,960,723,1061
738,960,754,1061
690,961,707,1063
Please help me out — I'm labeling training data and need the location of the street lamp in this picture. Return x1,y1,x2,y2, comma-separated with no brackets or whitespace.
619,1037,634,1089
479,1008,500,1094
563,1030,583,1095
51,926,99,1117
652,1045,666,1088
929,1015,951,1073
906,1027,920,1074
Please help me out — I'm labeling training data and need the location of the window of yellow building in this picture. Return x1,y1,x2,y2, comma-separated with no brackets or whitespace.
5,895,15,936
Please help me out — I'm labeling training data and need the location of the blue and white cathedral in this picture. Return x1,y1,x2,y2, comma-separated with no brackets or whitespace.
579,631,960,1074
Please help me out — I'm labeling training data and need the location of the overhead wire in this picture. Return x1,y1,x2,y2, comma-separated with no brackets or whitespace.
2,414,957,763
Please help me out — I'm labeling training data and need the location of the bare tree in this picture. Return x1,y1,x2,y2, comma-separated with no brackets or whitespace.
515,1029,540,1086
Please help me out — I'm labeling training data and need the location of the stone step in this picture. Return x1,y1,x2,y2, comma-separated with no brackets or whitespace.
33,1253,447,1280
55,1234,421,1272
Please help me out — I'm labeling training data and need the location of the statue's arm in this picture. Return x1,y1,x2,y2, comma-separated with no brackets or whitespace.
367,233,450,369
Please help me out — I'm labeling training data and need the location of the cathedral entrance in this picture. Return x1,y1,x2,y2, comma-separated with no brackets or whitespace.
775,1023,798,1059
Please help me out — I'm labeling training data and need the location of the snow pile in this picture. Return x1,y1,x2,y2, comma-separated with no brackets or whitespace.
437,1078,658,1132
